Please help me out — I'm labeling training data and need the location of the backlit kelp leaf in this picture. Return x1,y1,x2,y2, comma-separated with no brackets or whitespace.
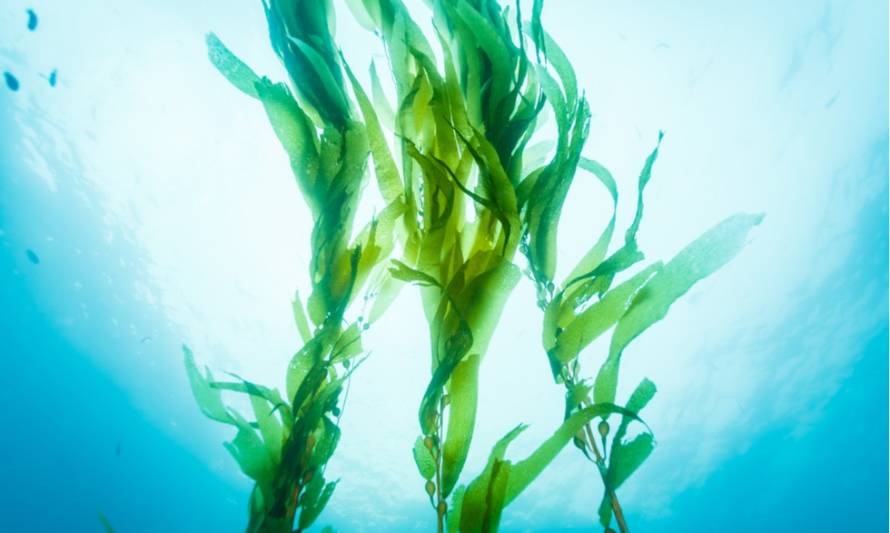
562,158,619,286
604,378,657,495
250,394,284,460
606,432,655,490
225,410,275,486
298,480,338,529
254,78,320,211
369,62,396,130
458,424,526,533
561,133,664,294
331,323,363,364
440,353,479,497
598,493,613,528
206,33,261,99
530,0,545,60
342,58,403,204
594,213,764,404
389,259,441,288
459,261,521,358
420,319,474,435
458,403,646,532
540,30,577,109
625,131,663,246
503,403,644,506
183,345,233,425
553,262,661,364
447,485,466,533
210,375,291,421
412,435,437,481
291,291,312,344
440,262,521,496
308,417,341,470
286,345,316,405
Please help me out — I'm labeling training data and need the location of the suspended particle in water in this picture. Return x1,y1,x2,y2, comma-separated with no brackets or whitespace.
26,249,39,264
26,9,38,31
4,72,20,91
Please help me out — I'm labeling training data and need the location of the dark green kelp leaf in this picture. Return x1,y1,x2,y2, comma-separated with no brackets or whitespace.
594,213,764,404
206,33,261,99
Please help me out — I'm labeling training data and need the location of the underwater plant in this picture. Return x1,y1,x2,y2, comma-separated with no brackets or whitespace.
183,1,405,531
343,1,691,531
183,0,761,531
512,18,763,533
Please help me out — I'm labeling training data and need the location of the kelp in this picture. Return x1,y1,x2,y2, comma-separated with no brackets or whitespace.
188,1,761,531
518,32,763,530
185,2,404,531
342,1,563,530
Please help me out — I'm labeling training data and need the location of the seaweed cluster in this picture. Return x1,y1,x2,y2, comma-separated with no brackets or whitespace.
184,1,761,532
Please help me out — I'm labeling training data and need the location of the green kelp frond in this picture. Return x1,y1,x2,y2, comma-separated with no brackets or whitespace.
190,0,763,531
520,81,762,533
345,1,550,527
188,3,408,531
450,403,651,533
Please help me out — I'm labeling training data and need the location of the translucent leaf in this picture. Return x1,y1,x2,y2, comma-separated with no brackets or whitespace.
343,59,403,204
504,403,642,506
254,79,320,210
182,345,232,425
447,485,466,533
224,411,274,485
553,263,661,364
291,290,312,344
206,33,260,99
412,436,436,481
595,213,764,404
298,480,338,529
286,348,314,405
606,432,655,490
563,158,618,286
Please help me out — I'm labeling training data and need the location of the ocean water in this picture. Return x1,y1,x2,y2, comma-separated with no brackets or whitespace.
1,1,887,532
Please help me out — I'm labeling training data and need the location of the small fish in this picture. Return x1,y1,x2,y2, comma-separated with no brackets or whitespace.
4,72,19,91
26,9,38,31
26,249,39,264
48,69,57,87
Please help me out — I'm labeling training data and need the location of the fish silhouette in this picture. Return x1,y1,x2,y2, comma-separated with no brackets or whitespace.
26,9,38,31
4,72,19,91
26,249,39,264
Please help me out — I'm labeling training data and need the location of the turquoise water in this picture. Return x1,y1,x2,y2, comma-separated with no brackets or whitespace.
1,1,887,531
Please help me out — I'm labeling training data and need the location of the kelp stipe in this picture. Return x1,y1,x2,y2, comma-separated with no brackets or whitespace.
183,2,405,531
